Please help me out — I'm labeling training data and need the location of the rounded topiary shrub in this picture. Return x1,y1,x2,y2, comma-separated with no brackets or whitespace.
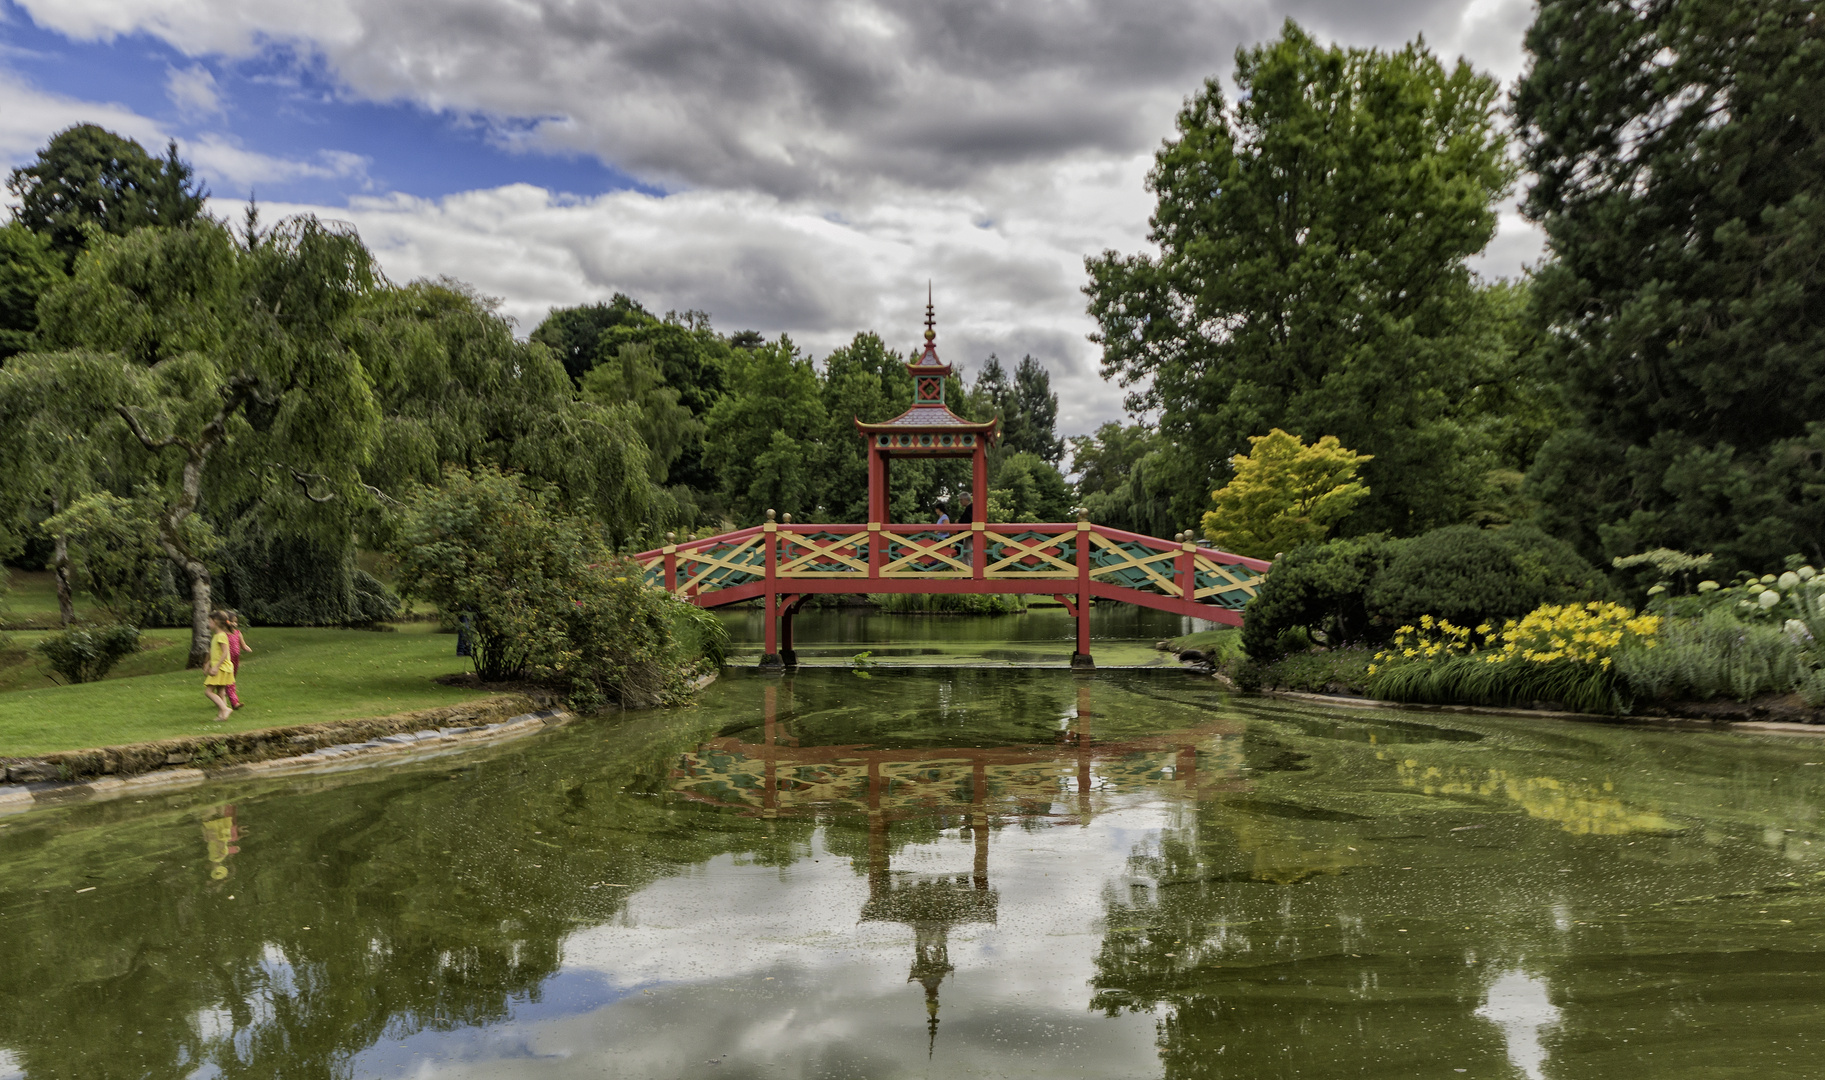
1365,524,1607,632
1241,533,1409,660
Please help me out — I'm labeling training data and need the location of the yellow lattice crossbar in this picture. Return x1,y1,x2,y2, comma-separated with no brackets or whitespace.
778,530,870,576
1088,533,1183,597
678,534,766,591
983,530,1077,578
880,533,972,577
1192,553,1265,600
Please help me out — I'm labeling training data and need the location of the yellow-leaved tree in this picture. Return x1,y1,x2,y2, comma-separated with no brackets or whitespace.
1201,429,1372,559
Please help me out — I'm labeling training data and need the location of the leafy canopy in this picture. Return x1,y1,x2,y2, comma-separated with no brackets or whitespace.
1201,429,1371,559
6,124,207,264
1087,20,1515,534
1516,0,1825,571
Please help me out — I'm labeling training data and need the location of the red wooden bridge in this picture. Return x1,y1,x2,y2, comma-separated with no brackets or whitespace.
636,300,1270,668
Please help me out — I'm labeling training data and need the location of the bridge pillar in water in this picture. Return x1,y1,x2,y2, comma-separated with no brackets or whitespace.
759,515,785,670
1071,513,1094,669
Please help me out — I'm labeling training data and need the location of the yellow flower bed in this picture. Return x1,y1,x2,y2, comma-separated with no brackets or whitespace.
1371,602,1659,675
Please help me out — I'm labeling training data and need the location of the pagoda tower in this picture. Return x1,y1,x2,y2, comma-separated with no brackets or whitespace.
854,290,999,525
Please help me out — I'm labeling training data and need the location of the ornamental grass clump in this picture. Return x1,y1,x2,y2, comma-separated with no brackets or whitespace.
1368,604,1658,714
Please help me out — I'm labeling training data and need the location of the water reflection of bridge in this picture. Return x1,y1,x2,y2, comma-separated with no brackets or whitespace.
669,684,1246,1047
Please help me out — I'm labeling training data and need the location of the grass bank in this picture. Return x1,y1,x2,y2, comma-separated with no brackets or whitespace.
0,622,486,757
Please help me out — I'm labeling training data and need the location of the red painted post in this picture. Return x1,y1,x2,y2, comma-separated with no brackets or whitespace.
663,536,678,592
1175,537,1193,609
971,442,987,579
1072,513,1093,669
868,446,884,523
761,512,781,668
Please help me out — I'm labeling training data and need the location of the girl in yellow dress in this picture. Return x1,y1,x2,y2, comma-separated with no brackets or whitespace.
203,610,235,722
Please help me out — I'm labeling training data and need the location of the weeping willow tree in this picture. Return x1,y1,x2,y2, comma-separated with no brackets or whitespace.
2,221,668,664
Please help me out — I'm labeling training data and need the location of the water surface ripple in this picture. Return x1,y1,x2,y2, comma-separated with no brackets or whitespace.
3,668,1823,1079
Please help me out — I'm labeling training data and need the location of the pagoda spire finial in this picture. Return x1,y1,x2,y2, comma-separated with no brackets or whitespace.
924,282,936,345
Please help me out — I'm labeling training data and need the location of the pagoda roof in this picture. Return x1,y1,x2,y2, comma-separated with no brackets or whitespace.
855,405,998,434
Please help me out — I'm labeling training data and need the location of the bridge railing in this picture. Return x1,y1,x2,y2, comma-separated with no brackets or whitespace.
636,521,1268,612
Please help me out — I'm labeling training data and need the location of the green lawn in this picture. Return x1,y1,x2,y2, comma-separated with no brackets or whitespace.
2,569,103,628
0,622,489,757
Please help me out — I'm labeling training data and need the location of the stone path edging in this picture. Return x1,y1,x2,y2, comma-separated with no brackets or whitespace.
0,709,574,814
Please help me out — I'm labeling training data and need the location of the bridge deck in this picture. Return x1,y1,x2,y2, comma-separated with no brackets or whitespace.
636,520,1269,669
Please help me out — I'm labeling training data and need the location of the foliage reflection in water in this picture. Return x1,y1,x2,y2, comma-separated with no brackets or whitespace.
2,668,1824,1079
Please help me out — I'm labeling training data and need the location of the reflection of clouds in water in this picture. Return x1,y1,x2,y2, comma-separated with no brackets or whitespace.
392,806,1174,1077
1475,970,1560,1080
0,1049,22,1080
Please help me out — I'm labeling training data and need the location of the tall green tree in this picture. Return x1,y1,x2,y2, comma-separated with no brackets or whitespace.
0,222,64,362
355,279,664,550
818,332,913,521
1516,0,1825,570
6,125,207,265
16,218,382,665
1086,21,1516,536
525,293,652,381
702,337,826,523
1005,355,1064,464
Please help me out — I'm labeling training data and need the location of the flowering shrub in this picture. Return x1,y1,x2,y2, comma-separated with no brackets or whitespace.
1481,603,1661,669
1368,603,1658,714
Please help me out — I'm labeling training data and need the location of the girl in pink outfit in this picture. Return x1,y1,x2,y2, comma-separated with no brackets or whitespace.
225,612,251,710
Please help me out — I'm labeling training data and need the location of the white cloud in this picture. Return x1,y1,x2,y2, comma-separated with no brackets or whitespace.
0,68,166,169
0,71,368,204
257,153,1147,432
164,62,223,118
10,0,1549,435
187,135,368,193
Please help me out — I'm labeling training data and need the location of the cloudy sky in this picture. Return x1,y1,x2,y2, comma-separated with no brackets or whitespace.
0,0,1543,436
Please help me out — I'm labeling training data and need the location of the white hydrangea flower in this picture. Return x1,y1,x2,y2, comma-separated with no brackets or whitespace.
1779,571,1801,590
1697,580,1720,592
1759,589,1782,609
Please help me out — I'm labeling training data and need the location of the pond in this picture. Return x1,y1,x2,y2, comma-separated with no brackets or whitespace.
2,643,1823,1078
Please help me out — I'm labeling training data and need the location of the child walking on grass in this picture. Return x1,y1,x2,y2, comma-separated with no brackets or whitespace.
203,610,236,722
225,611,250,709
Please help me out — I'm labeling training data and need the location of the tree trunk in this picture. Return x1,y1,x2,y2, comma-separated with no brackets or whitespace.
183,558,213,669
49,495,74,628
52,535,75,627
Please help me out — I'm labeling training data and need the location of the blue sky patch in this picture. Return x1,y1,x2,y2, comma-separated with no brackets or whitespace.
0,1,654,205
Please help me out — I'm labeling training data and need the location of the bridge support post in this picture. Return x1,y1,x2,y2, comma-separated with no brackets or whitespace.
1072,515,1094,669
779,594,801,668
759,515,784,670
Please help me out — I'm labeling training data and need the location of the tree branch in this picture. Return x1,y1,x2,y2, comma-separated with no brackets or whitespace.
113,405,183,451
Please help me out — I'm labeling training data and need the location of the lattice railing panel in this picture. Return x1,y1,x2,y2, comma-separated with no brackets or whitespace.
1193,554,1266,609
1087,534,1183,597
881,530,972,576
982,530,1077,578
778,530,870,577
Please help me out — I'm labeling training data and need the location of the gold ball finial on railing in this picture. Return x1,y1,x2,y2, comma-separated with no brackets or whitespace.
766,509,776,522
1077,506,1089,521
781,512,792,524
665,531,676,543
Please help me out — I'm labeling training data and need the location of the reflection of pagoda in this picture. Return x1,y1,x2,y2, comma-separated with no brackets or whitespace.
858,758,999,1053
669,683,1247,1047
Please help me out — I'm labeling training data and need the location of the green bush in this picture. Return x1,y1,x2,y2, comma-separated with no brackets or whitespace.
391,465,720,709
1246,648,1374,695
1366,525,1606,633
1241,533,1408,659
35,625,141,684
1614,607,1808,704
